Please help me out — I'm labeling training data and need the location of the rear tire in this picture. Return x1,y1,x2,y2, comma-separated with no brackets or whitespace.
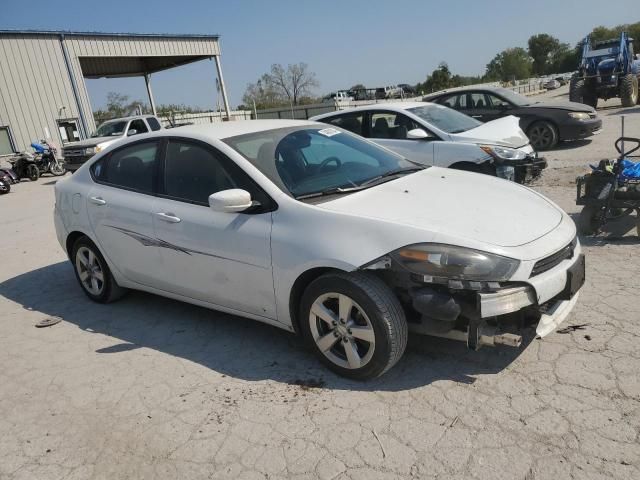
72,236,126,303
577,205,602,235
620,74,639,108
300,272,407,380
0,180,10,194
527,121,558,150
27,164,39,181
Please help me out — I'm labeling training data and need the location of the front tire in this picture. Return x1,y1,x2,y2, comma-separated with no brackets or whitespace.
50,160,66,176
620,74,639,108
527,121,558,150
300,272,407,380
27,164,39,181
72,236,126,303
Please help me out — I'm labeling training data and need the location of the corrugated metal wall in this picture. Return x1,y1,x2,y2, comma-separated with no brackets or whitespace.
0,33,220,153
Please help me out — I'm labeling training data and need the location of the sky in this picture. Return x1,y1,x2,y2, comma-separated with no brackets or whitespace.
2,0,639,110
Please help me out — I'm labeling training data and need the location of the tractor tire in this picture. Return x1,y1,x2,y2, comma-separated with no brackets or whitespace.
569,77,585,103
620,74,639,108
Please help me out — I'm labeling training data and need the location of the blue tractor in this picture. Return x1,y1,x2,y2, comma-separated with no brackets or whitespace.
569,32,640,108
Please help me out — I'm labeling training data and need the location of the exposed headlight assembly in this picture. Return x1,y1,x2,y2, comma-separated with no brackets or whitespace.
480,145,528,161
568,112,590,120
84,147,96,155
390,243,520,282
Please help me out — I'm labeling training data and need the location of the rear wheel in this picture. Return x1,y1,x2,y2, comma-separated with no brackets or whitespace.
577,205,603,235
0,180,10,194
527,121,558,150
72,236,126,303
620,74,639,108
27,164,39,181
300,272,407,380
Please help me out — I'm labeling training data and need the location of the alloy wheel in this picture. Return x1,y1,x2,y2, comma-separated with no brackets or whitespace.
529,124,554,149
309,292,375,369
75,246,105,296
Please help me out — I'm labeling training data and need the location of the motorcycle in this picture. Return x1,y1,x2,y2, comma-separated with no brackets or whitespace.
31,140,66,176
8,152,40,181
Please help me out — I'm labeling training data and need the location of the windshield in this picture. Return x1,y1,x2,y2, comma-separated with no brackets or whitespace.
224,126,423,198
493,88,531,106
92,120,127,138
409,104,481,134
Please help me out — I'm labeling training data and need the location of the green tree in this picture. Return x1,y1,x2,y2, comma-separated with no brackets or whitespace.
93,92,149,125
528,34,562,75
485,48,532,82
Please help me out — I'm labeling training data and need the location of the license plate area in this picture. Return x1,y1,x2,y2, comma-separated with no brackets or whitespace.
558,254,585,300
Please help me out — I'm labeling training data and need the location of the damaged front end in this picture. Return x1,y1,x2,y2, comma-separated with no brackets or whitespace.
361,243,584,350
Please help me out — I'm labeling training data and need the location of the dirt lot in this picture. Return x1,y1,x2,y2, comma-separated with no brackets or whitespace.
1,89,639,480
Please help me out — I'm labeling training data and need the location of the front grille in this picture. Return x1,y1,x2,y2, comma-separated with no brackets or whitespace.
531,238,577,277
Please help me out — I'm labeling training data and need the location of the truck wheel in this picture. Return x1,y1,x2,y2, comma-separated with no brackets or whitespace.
300,272,407,380
577,205,602,235
527,121,558,150
569,77,585,103
620,74,639,107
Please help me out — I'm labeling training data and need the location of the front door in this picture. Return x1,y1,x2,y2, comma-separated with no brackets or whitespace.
367,111,436,165
152,138,276,319
86,139,163,287
57,119,80,144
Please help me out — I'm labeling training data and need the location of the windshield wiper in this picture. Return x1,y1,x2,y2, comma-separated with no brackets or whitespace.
359,167,424,188
295,185,367,200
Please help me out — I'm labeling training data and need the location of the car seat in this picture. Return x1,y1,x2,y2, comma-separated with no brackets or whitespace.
372,117,390,138
110,156,149,191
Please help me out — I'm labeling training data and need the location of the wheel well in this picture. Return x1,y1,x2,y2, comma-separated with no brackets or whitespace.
65,231,88,259
289,267,342,335
450,161,495,175
527,118,558,135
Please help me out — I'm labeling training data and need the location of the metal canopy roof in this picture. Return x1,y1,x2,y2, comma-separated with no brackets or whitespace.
0,29,219,39
79,55,212,78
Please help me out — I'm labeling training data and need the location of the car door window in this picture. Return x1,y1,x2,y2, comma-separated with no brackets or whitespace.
370,112,420,140
486,93,510,109
163,140,269,207
147,117,162,131
98,141,158,194
469,93,491,109
325,113,364,136
128,119,148,136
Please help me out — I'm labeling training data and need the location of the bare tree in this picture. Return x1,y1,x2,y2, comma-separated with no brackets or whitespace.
265,63,319,105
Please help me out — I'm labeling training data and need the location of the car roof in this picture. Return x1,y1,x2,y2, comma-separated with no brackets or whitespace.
310,102,434,120
99,115,155,123
423,85,506,99
154,119,318,140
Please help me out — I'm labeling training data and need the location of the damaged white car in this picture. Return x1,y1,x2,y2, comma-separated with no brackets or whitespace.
311,102,547,183
54,120,584,379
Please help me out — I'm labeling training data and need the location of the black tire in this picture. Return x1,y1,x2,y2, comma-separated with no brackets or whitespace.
0,180,9,194
299,272,407,380
620,74,639,108
27,164,39,181
527,121,558,150
577,205,602,235
570,77,598,108
71,236,126,303
50,160,66,176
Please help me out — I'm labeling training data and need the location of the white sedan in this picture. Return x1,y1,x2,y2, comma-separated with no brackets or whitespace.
54,120,584,379
311,102,547,183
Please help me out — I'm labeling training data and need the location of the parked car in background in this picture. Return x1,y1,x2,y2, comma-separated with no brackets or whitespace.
311,102,546,183
62,115,163,171
54,120,584,379
543,79,561,90
375,85,403,99
423,86,602,150
398,83,417,97
322,91,354,103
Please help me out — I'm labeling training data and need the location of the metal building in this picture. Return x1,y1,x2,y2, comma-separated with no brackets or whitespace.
0,30,230,154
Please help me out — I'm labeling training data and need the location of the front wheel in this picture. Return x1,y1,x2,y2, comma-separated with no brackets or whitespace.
620,74,639,108
49,160,66,176
300,272,407,380
527,121,558,150
26,164,39,181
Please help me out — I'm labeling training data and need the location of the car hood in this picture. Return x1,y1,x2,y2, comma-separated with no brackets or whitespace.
450,115,529,148
526,100,594,113
62,136,120,149
319,168,563,248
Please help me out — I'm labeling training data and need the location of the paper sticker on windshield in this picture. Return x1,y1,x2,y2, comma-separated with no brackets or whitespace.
318,127,341,137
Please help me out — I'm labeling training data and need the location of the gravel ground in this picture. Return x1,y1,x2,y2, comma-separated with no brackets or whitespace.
1,88,639,480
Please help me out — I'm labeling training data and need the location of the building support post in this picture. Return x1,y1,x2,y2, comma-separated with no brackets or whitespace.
213,55,231,120
59,34,89,139
144,73,157,116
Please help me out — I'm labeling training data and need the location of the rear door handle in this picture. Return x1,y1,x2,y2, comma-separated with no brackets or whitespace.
89,196,106,206
155,212,181,223
472,115,482,118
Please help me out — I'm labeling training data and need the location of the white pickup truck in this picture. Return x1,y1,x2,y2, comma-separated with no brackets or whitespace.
62,115,163,171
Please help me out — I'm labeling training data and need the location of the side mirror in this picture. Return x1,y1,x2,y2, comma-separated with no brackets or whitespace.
407,128,429,140
127,129,138,136
208,189,253,213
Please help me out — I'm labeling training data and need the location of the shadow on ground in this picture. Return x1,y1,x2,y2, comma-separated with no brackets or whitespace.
0,261,535,392
607,106,640,116
569,210,640,245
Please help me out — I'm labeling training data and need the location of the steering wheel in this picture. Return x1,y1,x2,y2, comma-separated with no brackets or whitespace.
318,156,342,172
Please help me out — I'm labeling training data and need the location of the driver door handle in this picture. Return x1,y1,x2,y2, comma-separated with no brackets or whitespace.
155,212,181,223
471,115,482,119
89,196,106,206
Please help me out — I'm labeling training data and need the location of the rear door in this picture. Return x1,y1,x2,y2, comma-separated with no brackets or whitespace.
86,140,163,287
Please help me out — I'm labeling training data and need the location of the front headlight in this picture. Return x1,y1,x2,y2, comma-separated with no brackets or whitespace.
390,243,520,281
568,112,590,120
84,147,96,155
480,145,527,161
